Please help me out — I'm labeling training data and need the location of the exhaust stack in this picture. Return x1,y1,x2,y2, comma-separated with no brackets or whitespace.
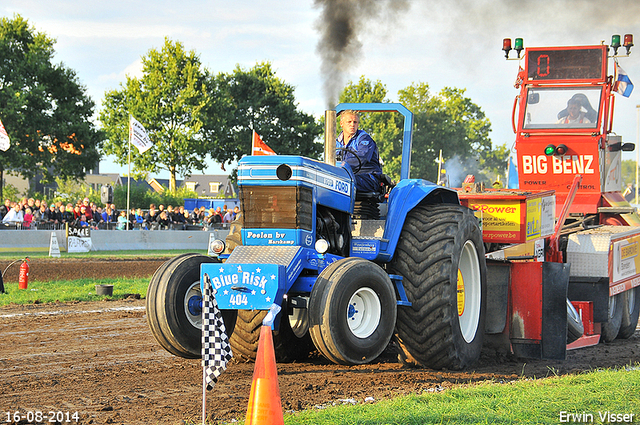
324,110,337,166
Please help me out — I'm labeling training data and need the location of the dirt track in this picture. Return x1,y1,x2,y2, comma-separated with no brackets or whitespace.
0,258,639,424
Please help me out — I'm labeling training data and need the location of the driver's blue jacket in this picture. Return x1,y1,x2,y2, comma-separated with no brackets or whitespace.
336,129,382,192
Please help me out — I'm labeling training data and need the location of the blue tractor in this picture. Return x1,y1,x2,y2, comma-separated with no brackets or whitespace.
146,103,487,369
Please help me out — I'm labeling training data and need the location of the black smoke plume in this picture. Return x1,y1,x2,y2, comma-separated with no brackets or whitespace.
314,0,409,108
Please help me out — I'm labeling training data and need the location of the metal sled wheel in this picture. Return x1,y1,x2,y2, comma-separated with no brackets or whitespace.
146,254,237,358
308,257,397,365
566,299,584,344
618,286,640,339
391,204,487,370
601,293,623,343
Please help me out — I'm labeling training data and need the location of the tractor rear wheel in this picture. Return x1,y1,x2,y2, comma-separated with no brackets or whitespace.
601,293,623,343
146,254,237,358
230,302,315,362
390,204,487,370
618,287,640,339
308,257,397,365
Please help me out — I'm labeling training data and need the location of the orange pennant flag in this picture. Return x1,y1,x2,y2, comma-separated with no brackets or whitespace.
252,131,276,156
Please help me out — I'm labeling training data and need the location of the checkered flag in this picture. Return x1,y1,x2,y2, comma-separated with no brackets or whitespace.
201,274,233,390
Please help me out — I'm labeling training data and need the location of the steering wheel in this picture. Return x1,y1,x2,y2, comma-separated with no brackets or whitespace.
336,147,363,174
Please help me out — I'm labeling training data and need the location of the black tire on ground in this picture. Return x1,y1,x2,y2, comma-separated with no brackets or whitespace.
146,254,237,358
390,204,487,370
618,287,640,339
229,303,315,362
308,257,397,365
146,253,199,357
567,299,584,344
601,293,623,343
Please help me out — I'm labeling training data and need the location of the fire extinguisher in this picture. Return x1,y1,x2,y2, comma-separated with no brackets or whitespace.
18,257,30,290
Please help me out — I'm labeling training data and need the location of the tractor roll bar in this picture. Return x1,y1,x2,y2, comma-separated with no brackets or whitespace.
334,103,414,180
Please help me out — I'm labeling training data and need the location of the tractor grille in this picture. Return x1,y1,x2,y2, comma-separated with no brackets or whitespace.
240,186,312,231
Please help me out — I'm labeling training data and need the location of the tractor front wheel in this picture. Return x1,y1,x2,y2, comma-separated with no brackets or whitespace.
146,254,237,358
309,257,397,365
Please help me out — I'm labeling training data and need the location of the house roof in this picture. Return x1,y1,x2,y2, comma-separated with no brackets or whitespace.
146,177,184,193
120,176,154,191
180,174,236,198
84,173,122,186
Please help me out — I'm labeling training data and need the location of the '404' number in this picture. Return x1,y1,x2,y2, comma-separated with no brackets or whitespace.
229,294,248,306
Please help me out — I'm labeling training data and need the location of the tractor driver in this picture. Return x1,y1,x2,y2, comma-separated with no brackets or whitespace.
336,110,383,193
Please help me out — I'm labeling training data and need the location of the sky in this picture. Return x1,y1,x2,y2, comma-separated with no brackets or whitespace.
2,0,640,180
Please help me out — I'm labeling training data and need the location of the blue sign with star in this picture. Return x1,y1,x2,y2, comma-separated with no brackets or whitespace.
200,263,285,310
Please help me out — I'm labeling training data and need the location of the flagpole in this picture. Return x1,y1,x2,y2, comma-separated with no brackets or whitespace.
636,104,640,205
127,116,131,231
202,367,207,425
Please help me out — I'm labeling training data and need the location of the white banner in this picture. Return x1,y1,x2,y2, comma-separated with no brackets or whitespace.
129,116,153,153
0,118,10,152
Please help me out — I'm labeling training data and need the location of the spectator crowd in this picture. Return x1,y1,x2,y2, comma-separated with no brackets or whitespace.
0,197,240,230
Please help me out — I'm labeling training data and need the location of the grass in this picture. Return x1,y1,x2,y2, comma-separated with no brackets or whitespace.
0,250,201,305
280,367,640,425
0,249,206,260
0,277,150,306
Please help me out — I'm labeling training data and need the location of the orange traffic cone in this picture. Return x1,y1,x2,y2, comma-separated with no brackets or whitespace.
245,325,284,425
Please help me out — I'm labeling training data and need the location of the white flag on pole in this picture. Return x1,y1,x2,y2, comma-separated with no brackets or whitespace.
614,61,634,98
129,116,153,153
0,118,10,152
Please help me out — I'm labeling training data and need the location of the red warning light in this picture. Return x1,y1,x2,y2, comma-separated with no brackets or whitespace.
503,38,512,58
624,34,634,54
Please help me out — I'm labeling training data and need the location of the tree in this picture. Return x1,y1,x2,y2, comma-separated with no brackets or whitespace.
622,159,636,186
211,62,323,168
0,15,103,199
398,83,498,185
99,38,224,192
339,78,505,185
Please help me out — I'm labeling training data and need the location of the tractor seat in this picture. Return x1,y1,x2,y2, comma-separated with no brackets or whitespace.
355,173,394,201
353,173,395,219
355,189,386,203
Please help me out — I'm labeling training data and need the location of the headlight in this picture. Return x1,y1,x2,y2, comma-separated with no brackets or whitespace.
315,238,329,254
209,239,226,255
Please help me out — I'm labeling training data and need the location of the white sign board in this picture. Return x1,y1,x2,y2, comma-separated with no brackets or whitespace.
67,227,92,253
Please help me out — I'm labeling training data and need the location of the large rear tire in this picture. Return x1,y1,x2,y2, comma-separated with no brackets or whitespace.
309,257,397,365
390,204,487,370
601,293,623,343
618,287,640,339
146,254,237,358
